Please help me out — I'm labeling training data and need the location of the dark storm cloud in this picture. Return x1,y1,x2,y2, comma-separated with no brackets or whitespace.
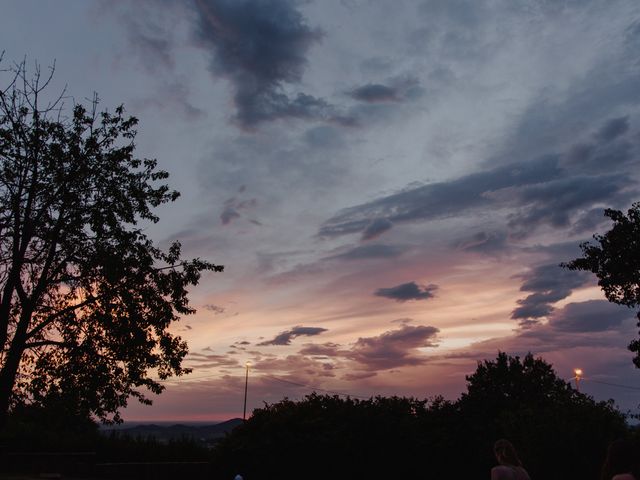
348,324,439,370
191,0,330,127
320,155,561,238
258,326,328,346
374,282,438,301
327,244,405,261
510,263,591,325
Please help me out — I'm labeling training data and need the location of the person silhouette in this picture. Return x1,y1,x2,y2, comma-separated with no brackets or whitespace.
601,439,638,480
491,439,531,480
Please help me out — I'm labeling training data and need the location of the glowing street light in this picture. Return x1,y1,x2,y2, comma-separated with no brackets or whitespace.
573,368,583,391
243,361,251,420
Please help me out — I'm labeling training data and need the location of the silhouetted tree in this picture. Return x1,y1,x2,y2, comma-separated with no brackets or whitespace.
211,354,628,480
211,393,431,479
0,58,222,428
458,352,627,479
563,203,640,368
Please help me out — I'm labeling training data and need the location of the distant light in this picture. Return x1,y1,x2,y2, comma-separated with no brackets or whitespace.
574,368,583,377
245,361,251,367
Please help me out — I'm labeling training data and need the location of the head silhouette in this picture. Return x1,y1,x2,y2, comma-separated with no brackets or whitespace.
494,439,523,467
601,439,636,480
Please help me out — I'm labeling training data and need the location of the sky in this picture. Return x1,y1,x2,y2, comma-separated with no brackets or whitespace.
2,0,640,421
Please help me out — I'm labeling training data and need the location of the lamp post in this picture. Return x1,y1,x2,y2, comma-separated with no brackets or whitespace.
243,361,250,420
573,368,583,392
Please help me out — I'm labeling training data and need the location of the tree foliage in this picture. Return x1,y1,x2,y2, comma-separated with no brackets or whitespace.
458,353,626,479
211,353,628,480
211,393,431,479
563,203,640,367
0,58,222,426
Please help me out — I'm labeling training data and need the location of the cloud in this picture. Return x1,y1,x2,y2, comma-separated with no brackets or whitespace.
446,300,636,362
510,263,591,325
220,194,258,225
186,352,240,368
295,324,440,372
348,324,440,370
303,125,345,149
109,1,181,73
550,300,634,332
350,84,399,103
563,127,637,175
569,207,611,235
342,371,378,381
251,354,337,377
453,230,508,254
298,342,345,357
191,0,330,127
504,174,633,233
594,116,630,143
319,112,639,241
349,76,424,104
361,218,394,240
374,282,438,301
319,155,562,238
327,244,405,261
391,318,414,325
203,304,226,314
258,326,328,346
152,83,205,119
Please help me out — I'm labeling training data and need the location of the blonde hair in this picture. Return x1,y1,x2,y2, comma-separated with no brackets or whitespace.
494,439,523,467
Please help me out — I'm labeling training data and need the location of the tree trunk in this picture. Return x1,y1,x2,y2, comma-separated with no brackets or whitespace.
0,308,32,433
0,351,21,432
0,372,12,431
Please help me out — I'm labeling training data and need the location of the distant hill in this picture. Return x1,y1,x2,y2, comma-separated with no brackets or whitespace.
102,418,244,445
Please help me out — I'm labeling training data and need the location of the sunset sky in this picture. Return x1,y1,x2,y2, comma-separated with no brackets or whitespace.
3,0,640,421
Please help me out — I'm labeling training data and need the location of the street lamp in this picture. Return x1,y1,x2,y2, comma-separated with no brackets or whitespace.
243,361,251,420
573,368,583,392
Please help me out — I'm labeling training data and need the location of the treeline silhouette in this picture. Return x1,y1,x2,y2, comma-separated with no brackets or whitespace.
1,352,638,480
2,401,209,461
211,353,637,480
